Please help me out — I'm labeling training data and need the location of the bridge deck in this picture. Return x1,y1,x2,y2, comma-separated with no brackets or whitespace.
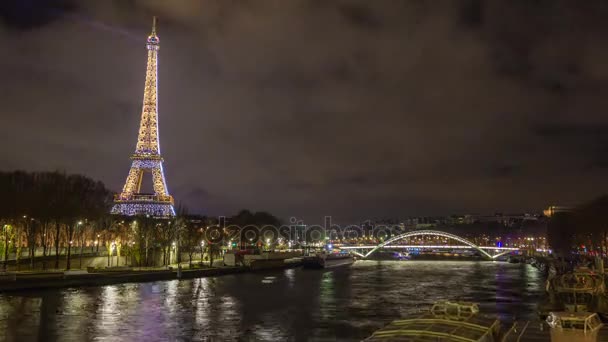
336,230,552,259
339,245,519,250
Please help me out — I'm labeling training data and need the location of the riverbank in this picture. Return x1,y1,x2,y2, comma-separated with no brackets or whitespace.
0,261,303,292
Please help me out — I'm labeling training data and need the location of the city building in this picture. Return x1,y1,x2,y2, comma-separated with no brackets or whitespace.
543,206,571,217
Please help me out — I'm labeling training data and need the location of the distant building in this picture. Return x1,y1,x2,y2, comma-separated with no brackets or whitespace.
543,206,571,217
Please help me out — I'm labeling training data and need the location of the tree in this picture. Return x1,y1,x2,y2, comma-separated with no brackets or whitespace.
207,243,222,267
12,223,25,270
1,224,14,272
157,219,175,266
132,216,155,266
182,220,202,268
230,210,281,249
64,175,111,270
0,171,112,270
23,217,37,269
0,170,288,272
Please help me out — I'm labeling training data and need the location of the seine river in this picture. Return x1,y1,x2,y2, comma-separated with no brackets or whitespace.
0,261,544,341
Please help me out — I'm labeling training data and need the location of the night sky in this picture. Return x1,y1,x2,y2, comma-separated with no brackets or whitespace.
2,1,608,223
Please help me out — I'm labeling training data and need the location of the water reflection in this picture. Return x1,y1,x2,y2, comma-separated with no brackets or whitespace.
284,268,295,288
95,286,120,339
193,278,211,332
0,261,544,341
319,271,335,321
0,295,42,341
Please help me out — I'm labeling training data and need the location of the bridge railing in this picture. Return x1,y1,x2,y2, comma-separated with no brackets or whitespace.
336,229,521,259
338,245,520,251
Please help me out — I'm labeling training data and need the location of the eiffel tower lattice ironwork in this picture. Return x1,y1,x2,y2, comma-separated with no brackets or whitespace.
111,17,175,217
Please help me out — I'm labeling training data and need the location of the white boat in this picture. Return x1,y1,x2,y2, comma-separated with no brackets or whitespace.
302,252,354,269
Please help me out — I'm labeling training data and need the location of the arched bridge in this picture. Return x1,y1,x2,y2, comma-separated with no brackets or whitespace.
339,230,519,260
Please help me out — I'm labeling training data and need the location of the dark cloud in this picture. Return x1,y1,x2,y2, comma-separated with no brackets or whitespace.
0,0,75,30
533,123,608,170
459,0,484,29
338,3,383,30
2,0,608,223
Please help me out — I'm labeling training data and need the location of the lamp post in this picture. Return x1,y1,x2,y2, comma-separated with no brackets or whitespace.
2,224,8,272
171,241,176,266
200,240,205,265
77,221,84,269
110,242,116,267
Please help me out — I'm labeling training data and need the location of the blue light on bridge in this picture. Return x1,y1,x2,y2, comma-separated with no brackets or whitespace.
496,241,503,248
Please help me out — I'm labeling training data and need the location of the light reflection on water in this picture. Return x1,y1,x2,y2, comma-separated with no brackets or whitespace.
0,261,544,341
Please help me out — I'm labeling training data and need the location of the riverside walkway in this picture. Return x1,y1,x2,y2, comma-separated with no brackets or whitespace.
0,264,272,292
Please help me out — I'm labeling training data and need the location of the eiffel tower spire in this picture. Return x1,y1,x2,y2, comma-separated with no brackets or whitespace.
112,17,175,217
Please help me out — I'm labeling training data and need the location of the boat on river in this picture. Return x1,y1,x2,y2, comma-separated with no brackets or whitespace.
545,311,603,342
507,256,522,264
542,266,608,317
365,300,608,341
302,252,354,269
364,301,502,341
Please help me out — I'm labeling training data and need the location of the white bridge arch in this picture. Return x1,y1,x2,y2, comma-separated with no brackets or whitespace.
341,230,517,260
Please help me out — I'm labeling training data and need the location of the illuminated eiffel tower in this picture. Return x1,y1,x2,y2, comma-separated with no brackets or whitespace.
111,17,175,217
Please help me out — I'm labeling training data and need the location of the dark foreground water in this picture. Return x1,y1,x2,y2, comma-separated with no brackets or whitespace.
0,261,544,341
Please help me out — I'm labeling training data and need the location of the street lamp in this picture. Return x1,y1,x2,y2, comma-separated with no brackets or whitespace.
200,240,206,264
111,242,116,267
171,241,176,265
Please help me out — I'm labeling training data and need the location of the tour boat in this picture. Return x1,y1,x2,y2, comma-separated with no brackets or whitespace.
364,301,502,341
543,266,608,317
545,311,603,342
302,252,354,269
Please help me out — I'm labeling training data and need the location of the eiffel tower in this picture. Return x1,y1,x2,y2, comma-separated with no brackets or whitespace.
111,17,175,217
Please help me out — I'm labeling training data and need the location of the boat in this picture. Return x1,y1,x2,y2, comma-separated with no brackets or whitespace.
543,266,608,315
364,301,502,341
365,300,608,341
367,251,409,261
545,311,603,342
398,252,410,260
302,252,354,269
507,256,521,263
